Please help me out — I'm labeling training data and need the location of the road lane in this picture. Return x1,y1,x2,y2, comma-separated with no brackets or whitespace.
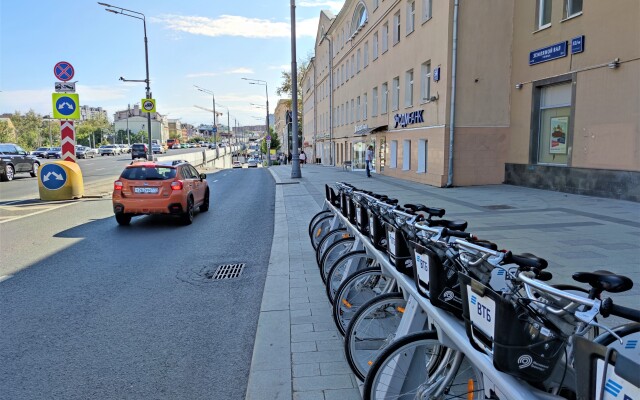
0,168,275,400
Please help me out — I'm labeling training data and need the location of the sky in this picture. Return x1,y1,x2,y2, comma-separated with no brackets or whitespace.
0,0,345,127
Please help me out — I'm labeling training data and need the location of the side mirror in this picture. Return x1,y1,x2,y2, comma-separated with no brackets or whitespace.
199,173,207,181
19,151,27,155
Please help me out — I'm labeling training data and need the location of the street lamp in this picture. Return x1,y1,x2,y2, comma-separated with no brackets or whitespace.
242,78,270,166
289,0,301,178
98,2,153,160
194,85,218,158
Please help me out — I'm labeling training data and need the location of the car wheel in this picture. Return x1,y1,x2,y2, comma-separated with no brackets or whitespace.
200,189,210,212
115,213,132,226
181,196,194,225
1,164,14,181
30,162,40,177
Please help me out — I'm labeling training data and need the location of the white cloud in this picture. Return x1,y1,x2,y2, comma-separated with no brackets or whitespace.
152,14,319,39
268,64,291,71
298,0,344,14
185,67,255,79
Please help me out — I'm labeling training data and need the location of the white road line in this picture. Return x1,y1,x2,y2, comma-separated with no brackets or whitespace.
213,180,219,183
0,275,13,283
95,168,106,171
0,201,77,225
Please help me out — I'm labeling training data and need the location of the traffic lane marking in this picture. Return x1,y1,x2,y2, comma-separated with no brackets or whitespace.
0,275,12,283
0,200,78,225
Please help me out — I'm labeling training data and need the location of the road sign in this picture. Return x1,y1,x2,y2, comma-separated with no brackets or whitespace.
40,163,67,190
266,135,271,141
141,98,156,113
52,93,80,120
55,81,76,92
60,121,76,162
54,61,75,82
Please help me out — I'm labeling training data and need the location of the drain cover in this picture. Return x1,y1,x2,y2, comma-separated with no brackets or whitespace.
481,204,515,210
206,263,245,280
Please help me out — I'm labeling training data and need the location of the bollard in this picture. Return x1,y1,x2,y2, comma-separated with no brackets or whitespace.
38,161,84,200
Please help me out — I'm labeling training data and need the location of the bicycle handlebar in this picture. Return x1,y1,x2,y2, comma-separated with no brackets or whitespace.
601,298,640,322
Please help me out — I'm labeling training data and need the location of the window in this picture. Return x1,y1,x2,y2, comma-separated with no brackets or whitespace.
405,69,414,107
351,2,368,35
351,55,355,77
403,140,411,170
342,64,346,84
417,139,428,173
407,1,416,34
564,0,582,18
372,87,378,116
392,77,400,111
363,93,368,120
390,140,398,168
381,82,388,114
382,23,389,53
373,0,379,10
393,12,401,44
351,99,355,123
373,32,379,59
536,0,552,29
421,61,431,102
356,49,361,73
535,82,572,165
363,42,369,67
346,60,350,81
356,96,361,121
422,0,432,22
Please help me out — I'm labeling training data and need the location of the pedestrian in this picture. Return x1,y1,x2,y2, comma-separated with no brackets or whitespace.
287,152,292,164
300,150,306,166
365,145,373,178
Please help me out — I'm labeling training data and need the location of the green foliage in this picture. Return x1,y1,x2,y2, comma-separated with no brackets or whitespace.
189,136,206,143
259,127,281,154
10,110,42,150
169,131,182,139
0,120,15,143
76,116,112,147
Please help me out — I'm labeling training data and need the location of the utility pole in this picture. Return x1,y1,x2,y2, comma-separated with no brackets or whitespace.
290,0,301,178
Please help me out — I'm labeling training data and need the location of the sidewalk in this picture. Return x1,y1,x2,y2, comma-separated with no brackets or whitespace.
246,164,640,400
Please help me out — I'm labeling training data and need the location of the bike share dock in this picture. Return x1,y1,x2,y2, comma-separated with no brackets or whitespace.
246,164,640,400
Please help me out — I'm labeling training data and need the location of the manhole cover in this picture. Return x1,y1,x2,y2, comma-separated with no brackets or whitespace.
481,204,515,210
206,263,245,280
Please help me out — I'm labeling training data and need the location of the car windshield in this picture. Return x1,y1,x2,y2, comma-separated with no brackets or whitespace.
51,147,61,151
37,147,48,151
121,166,176,180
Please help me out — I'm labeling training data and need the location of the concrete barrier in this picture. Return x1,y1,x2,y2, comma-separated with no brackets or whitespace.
157,146,240,169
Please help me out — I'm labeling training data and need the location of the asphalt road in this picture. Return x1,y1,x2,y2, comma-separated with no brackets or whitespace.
0,167,275,400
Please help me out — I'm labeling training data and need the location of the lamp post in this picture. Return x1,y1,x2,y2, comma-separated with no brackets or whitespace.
194,85,218,158
242,78,270,166
289,0,301,178
99,2,153,161
321,33,333,166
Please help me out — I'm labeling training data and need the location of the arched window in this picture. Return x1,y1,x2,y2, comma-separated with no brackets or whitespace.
351,2,368,36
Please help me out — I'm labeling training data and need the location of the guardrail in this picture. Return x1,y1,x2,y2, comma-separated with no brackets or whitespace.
157,146,241,168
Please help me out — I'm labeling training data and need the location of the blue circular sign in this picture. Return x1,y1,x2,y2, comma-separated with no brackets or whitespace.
40,163,67,190
55,96,76,117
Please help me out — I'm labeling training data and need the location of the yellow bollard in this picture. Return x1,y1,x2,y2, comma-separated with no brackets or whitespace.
38,161,84,200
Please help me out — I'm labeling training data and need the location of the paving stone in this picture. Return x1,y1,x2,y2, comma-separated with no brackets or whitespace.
293,363,321,378
320,361,353,376
293,350,345,364
291,323,314,334
293,374,355,391
324,388,362,400
292,341,318,353
293,391,325,400
292,330,341,343
291,309,312,318
315,339,344,352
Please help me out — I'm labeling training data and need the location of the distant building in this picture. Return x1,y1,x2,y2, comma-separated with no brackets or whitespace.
80,105,108,121
274,99,291,154
113,104,168,144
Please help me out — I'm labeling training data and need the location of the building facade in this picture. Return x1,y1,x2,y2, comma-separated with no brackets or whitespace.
80,105,108,121
274,99,291,155
113,104,169,144
303,0,639,200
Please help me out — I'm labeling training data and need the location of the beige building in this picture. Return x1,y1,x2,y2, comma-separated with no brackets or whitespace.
275,99,291,154
113,104,169,144
302,0,639,200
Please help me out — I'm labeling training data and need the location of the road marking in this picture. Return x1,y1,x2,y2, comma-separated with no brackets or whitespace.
95,168,106,171
0,275,13,283
213,180,219,183
0,201,77,225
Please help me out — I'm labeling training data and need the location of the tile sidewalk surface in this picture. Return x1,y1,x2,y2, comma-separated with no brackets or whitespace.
246,164,640,400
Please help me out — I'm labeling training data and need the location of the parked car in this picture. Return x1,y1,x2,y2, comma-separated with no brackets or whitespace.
31,147,51,158
112,160,209,225
99,145,121,156
232,161,242,168
76,146,97,159
0,143,40,181
247,158,258,168
131,143,149,159
208,143,217,149
118,144,131,153
152,144,165,154
45,147,62,159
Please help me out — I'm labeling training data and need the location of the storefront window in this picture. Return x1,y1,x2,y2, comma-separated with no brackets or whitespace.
353,141,366,170
537,83,571,165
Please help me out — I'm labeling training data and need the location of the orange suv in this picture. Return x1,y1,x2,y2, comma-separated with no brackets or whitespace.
112,160,210,225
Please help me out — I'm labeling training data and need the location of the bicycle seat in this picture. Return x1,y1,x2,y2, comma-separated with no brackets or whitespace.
572,270,633,293
385,198,399,205
509,252,548,270
430,219,468,231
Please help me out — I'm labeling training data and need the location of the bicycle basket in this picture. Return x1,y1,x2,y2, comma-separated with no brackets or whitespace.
385,222,413,276
367,208,386,251
409,240,463,317
345,193,356,225
459,273,566,383
354,201,369,235
340,191,349,217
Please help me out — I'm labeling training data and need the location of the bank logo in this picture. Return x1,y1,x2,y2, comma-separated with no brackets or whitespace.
517,355,533,369
443,291,455,302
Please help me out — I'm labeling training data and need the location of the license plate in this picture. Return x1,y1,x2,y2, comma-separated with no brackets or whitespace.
134,187,159,194
414,252,430,286
467,285,496,339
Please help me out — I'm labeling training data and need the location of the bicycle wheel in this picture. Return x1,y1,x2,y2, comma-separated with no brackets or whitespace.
326,251,376,303
345,292,406,380
308,209,332,239
333,267,394,336
316,229,352,268
319,237,356,280
363,331,484,400
310,214,335,250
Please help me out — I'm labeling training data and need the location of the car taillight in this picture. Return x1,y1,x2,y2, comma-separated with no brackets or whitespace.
114,181,123,190
171,181,183,190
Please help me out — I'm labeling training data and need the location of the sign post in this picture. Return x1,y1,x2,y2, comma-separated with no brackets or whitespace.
52,61,79,162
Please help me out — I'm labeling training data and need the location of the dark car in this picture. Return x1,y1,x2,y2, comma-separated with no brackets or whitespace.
31,147,51,158
45,147,62,159
76,146,97,159
131,143,149,160
0,143,40,181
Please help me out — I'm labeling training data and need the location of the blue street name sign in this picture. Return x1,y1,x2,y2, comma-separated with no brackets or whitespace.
40,163,67,190
571,35,585,54
529,41,568,65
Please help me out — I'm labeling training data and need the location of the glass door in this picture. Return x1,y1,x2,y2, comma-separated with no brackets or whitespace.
353,141,366,170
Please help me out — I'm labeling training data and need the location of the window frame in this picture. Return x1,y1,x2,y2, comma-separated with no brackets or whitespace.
392,76,400,112
405,69,414,108
373,32,379,59
393,11,401,45
563,0,583,19
536,0,552,30
382,22,389,53
407,0,416,35
381,82,388,114
422,0,432,23
421,61,431,103
363,92,368,120
372,86,379,117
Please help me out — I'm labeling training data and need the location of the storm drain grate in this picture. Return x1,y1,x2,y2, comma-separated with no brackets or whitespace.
481,204,515,210
205,263,246,280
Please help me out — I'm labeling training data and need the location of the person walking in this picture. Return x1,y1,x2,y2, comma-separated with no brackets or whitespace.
299,150,307,167
287,152,292,164
365,145,374,177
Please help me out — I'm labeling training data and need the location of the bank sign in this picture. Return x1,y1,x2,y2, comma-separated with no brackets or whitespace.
394,110,424,128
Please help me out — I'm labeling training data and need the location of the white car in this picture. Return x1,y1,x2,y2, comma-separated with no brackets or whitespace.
99,145,121,156
247,158,258,168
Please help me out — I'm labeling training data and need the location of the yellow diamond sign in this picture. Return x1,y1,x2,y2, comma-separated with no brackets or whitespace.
52,93,80,120
141,98,156,113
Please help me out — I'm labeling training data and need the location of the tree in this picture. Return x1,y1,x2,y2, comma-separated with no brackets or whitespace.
10,110,41,150
0,120,15,143
260,127,281,154
276,56,310,143
76,116,111,147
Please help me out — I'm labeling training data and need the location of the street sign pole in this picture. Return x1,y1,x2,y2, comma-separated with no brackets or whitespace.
53,61,78,162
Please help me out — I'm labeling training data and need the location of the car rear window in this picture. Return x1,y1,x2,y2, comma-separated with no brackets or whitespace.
121,166,176,180
132,145,146,150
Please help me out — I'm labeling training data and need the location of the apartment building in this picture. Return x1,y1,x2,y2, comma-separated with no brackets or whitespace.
302,0,639,200
113,104,169,143
80,105,108,121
